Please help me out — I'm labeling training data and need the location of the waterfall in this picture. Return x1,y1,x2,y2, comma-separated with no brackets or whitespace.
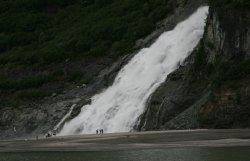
59,6,209,135
53,104,76,131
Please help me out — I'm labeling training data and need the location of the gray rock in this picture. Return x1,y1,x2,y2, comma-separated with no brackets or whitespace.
138,2,250,131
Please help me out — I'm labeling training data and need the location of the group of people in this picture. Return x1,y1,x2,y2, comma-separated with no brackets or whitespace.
96,129,104,134
45,130,57,138
44,129,104,138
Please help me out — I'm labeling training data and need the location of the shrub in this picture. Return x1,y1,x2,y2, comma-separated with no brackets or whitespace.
0,74,54,90
0,0,176,102
16,89,50,99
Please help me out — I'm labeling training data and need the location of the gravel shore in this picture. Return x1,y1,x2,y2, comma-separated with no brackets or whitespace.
1,129,250,152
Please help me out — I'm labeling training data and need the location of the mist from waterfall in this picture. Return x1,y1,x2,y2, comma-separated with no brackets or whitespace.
59,6,209,135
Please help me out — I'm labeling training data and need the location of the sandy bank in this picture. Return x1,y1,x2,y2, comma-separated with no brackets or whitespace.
1,129,250,152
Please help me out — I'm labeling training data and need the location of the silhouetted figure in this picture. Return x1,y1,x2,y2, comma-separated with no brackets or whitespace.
96,129,99,134
100,129,104,134
52,130,56,136
45,131,52,138
13,126,17,133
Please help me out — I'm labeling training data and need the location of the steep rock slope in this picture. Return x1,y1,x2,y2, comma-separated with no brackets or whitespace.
0,0,206,139
139,0,250,130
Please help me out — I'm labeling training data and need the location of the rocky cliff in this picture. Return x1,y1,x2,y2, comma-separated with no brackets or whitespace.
138,0,250,130
0,0,206,139
1,0,249,139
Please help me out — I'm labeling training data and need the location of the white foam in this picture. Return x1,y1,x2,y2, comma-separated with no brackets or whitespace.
53,104,76,131
59,6,209,135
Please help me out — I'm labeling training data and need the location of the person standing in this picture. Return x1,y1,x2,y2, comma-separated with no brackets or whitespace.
13,126,17,133
96,129,99,134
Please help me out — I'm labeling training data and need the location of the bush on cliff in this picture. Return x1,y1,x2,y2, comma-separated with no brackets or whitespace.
0,0,176,104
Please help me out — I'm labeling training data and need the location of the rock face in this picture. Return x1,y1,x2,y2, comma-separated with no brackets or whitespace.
138,2,250,130
137,53,210,130
1,0,249,139
0,0,207,139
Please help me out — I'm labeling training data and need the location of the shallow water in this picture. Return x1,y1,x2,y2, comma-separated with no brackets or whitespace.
1,147,250,161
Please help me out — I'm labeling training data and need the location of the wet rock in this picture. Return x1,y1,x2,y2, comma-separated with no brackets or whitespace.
138,53,209,131
51,93,57,97
139,3,250,130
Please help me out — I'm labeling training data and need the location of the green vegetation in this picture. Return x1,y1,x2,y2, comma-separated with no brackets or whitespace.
212,59,250,85
193,1,250,87
193,42,250,86
210,0,250,10
193,49,250,87
0,0,175,65
0,74,54,90
0,0,176,104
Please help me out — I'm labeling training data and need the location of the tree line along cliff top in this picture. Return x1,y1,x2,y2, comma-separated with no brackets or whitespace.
0,0,177,106
0,0,249,106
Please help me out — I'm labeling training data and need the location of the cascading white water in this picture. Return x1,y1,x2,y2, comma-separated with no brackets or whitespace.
53,104,76,131
59,6,209,135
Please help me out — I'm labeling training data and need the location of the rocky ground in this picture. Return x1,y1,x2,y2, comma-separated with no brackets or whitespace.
0,0,207,139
